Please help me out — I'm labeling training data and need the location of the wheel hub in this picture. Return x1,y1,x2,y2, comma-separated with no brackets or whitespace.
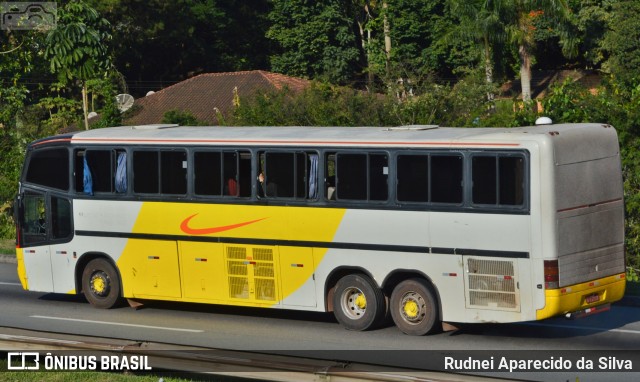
341,287,367,319
400,292,425,323
403,300,419,318
90,272,110,297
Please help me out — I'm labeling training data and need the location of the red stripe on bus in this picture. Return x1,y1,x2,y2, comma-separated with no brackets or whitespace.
71,137,520,147
557,198,622,213
32,138,73,146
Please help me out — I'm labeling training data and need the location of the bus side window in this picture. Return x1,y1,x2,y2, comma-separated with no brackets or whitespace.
237,151,252,197
397,154,429,202
431,155,463,204
75,149,127,194
334,152,388,201
86,150,114,193
258,151,317,199
133,149,187,195
194,151,223,196
161,150,187,195
51,196,72,239
26,148,69,191
133,151,159,193
472,154,525,206
223,151,239,196
22,193,47,244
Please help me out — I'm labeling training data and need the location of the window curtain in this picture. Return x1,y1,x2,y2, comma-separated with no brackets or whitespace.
309,154,318,199
115,152,127,193
83,156,93,195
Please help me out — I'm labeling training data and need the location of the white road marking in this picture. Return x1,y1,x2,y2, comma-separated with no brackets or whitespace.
0,282,21,286
30,315,204,333
523,322,640,335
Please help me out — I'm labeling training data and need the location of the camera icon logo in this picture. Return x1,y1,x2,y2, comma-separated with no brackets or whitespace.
1,2,56,31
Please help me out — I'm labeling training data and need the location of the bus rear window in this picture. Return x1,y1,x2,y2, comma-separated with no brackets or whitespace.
26,148,69,190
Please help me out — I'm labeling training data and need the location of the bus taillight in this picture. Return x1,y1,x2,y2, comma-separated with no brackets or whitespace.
544,260,559,289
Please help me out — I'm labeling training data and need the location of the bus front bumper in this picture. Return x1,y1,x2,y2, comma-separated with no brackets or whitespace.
536,273,626,320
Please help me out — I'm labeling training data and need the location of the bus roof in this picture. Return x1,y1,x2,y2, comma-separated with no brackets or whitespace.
32,123,614,149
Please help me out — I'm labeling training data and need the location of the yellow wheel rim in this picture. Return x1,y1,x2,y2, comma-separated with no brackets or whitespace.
90,272,110,297
341,286,368,320
92,277,105,293
403,300,419,318
400,292,425,323
355,293,367,310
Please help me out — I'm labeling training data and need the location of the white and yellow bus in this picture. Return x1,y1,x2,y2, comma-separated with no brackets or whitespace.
14,123,626,335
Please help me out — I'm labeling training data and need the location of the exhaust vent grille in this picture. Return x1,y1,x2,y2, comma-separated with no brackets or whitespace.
226,246,276,302
465,257,520,311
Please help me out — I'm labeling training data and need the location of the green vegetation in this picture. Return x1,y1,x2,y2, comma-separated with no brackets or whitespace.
0,238,14,255
162,110,205,126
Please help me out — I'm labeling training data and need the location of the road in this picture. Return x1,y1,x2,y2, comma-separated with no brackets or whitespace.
1,261,639,381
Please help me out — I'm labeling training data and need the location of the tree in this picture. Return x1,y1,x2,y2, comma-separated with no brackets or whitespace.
44,1,112,130
446,0,506,102
90,0,270,96
603,1,640,89
447,0,575,102
267,0,360,84
504,0,575,102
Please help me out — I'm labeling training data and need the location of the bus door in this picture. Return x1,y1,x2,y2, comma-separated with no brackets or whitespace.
19,190,73,293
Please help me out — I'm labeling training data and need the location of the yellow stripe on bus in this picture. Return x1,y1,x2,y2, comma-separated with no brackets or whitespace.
117,202,346,306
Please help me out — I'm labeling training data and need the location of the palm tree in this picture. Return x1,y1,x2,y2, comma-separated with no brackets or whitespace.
447,0,506,102
448,0,575,102
504,0,575,102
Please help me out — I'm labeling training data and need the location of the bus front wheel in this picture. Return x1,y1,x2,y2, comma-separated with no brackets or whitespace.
82,258,121,309
332,274,386,331
390,278,439,335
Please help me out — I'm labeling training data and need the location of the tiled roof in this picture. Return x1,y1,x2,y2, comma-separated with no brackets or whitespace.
123,70,310,125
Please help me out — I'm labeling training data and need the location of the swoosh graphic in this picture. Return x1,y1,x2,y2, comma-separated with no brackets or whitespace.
180,214,267,235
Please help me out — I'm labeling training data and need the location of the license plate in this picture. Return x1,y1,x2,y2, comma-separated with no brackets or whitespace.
585,293,600,304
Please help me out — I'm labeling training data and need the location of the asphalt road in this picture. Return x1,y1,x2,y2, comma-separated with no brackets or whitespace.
1,261,639,381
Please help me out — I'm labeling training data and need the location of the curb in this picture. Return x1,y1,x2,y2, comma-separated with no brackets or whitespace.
0,254,16,264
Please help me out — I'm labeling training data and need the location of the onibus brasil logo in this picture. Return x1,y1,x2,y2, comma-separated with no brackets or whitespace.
7,352,152,371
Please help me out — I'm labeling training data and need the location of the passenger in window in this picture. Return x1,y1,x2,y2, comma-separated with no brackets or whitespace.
326,175,336,200
225,178,238,196
258,172,278,197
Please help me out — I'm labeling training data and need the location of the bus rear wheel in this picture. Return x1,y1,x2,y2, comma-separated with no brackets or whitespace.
82,258,121,309
332,274,386,331
390,278,439,335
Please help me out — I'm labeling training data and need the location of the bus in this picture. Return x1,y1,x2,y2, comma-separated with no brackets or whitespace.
14,123,626,335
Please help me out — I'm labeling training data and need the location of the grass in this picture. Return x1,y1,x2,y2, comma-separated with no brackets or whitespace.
0,238,14,256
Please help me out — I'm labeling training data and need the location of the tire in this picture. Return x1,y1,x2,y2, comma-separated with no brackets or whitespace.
390,278,439,336
332,274,386,331
82,258,122,309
